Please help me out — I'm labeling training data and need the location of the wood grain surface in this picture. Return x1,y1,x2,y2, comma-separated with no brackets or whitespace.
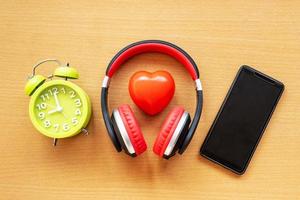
0,1,299,199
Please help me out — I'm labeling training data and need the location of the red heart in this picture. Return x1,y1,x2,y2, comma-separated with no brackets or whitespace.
129,71,175,115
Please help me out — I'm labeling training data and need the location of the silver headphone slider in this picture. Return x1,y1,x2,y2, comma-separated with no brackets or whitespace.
102,76,110,88
195,79,202,91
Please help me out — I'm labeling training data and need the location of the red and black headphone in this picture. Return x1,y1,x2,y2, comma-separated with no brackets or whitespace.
101,40,203,159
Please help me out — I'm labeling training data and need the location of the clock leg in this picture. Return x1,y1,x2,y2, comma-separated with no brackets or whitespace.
82,128,89,136
53,138,58,146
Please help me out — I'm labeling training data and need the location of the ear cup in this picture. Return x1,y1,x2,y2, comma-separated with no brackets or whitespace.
118,104,147,155
153,107,186,157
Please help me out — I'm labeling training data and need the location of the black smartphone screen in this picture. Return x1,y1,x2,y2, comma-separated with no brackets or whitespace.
200,66,284,174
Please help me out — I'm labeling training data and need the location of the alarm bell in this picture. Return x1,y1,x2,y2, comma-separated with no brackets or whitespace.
54,65,79,79
24,59,79,96
25,75,46,96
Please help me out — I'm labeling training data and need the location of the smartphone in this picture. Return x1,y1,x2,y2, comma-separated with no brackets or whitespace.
200,65,284,175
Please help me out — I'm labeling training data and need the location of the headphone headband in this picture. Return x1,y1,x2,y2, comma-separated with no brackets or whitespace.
101,40,203,155
106,40,199,80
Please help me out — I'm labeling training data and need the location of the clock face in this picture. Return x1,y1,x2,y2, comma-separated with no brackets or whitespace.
29,80,91,138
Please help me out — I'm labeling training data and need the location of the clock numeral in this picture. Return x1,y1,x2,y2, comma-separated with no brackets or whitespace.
38,112,45,120
44,120,51,128
37,103,47,110
69,90,76,98
74,99,81,107
54,124,59,132
48,89,53,96
52,87,58,94
61,87,66,94
63,123,70,131
72,117,78,125
40,93,50,101
75,108,81,116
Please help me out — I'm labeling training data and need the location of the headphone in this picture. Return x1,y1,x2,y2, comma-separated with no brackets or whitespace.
101,40,203,159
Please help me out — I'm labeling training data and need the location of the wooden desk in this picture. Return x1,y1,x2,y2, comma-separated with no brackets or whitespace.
0,1,299,199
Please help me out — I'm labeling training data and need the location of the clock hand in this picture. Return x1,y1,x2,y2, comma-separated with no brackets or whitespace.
48,109,59,115
53,92,63,110
48,106,63,115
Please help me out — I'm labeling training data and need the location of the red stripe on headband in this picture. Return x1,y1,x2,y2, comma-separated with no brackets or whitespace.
107,42,198,80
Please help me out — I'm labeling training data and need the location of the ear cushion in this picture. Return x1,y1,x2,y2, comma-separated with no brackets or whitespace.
153,106,185,157
118,104,147,155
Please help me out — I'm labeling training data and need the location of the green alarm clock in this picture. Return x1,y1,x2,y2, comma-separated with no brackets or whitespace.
25,59,92,145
